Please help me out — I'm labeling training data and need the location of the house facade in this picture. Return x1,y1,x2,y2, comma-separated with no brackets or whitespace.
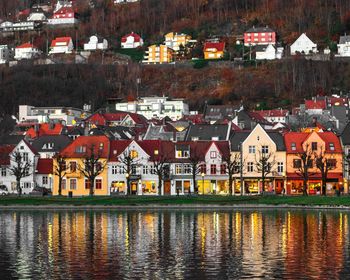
203,41,225,59
164,32,192,52
84,35,108,51
48,6,78,25
244,26,276,46
337,35,350,57
49,37,74,54
0,45,11,64
121,32,143,49
284,131,343,195
14,43,41,60
290,33,317,55
231,124,286,195
143,45,174,64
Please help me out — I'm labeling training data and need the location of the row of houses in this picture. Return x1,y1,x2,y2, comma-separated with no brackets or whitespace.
0,122,349,197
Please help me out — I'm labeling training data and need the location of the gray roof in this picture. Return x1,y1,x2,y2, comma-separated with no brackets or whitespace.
185,124,229,141
230,131,285,151
0,134,24,145
246,26,275,33
339,35,350,44
340,122,350,145
204,105,239,120
31,135,71,153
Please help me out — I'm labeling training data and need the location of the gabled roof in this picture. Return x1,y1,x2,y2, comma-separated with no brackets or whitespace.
31,135,72,153
255,109,289,118
185,124,230,141
203,42,225,52
305,100,326,110
26,123,65,139
0,145,15,165
109,140,133,161
60,136,110,158
339,35,350,44
341,122,350,145
0,134,25,145
16,42,36,49
121,32,142,43
245,26,275,33
50,37,72,48
54,6,76,15
36,158,53,174
291,33,316,47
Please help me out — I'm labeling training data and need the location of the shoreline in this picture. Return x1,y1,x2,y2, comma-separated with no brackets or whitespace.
1,204,350,211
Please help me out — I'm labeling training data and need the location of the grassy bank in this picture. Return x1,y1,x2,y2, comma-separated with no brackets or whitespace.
0,195,350,207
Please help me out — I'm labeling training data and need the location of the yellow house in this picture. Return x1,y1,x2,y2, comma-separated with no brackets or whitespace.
203,41,225,59
164,32,192,52
52,136,110,196
230,124,286,194
143,44,174,64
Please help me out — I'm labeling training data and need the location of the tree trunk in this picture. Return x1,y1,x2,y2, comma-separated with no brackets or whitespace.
16,180,21,196
58,176,62,196
303,178,308,196
229,175,233,196
127,177,130,195
89,179,94,196
158,175,162,196
322,178,327,196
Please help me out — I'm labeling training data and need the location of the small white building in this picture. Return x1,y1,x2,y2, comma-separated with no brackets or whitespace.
49,37,74,54
256,44,278,60
290,33,317,55
27,7,47,22
121,32,143,49
115,96,189,120
84,35,108,51
0,45,11,64
14,43,41,60
0,21,13,32
337,35,350,57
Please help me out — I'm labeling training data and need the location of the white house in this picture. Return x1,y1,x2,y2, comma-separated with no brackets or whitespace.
256,44,277,60
84,35,108,51
0,140,39,194
14,43,41,60
0,45,11,64
34,159,53,190
115,96,189,120
337,35,350,57
49,37,74,54
121,32,143,49
27,7,47,22
290,33,317,55
0,21,13,32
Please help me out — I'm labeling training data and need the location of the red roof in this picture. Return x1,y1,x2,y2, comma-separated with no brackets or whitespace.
16,42,35,49
121,32,141,43
86,112,148,127
60,136,110,158
256,109,289,118
36,158,53,174
26,123,64,139
180,114,206,124
328,97,348,106
51,37,72,48
54,6,76,16
0,145,15,166
203,42,225,52
284,131,342,153
305,100,326,110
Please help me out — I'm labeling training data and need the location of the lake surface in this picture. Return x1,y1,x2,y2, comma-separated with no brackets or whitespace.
0,210,349,280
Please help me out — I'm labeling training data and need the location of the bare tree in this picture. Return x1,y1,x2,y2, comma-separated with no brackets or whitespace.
188,147,202,195
222,152,242,195
295,144,314,196
255,147,276,193
53,154,69,196
78,145,106,196
119,150,139,195
9,150,32,196
314,148,336,196
150,152,170,196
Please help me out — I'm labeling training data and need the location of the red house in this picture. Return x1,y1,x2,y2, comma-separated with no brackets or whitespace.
244,26,276,46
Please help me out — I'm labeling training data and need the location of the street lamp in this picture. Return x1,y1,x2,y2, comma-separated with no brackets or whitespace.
126,173,130,195
201,172,205,195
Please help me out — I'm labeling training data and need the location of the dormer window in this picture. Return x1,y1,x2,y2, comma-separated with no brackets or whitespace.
210,151,217,159
311,142,317,151
154,150,159,155
75,145,86,153
291,142,296,151
329,143,335,151
175,144,190,158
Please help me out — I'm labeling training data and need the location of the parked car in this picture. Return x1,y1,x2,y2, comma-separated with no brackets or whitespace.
29,186,51,196
0,185,9,195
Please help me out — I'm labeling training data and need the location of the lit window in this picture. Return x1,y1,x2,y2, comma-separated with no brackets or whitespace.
130,150,138,158
291,143,296,151
329,143,335,151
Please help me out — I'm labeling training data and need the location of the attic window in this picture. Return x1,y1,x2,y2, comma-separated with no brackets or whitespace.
291,143,296,151
99,143,104,150
75,145,86,153
329,143,335,151
154,150,159,155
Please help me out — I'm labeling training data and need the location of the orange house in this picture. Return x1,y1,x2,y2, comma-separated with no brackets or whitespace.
284,131,343,195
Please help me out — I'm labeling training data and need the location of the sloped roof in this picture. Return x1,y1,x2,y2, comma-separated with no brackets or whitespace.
121,32,142,43
16,42,36,49
339,35,350,44
36,158,53,174
50,37,72,48
255,109,289,118
0,145,15,165
245,26,275,33
31,135,72,153
305,100,326,110
203,42,225,52
185,124,229,141
341,122,350,145
26,123,65,139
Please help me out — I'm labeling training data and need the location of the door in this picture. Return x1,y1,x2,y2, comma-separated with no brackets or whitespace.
164,181,171,195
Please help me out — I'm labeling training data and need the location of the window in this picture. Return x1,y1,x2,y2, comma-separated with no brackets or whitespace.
210,151,217,158
75,145,86,153
143,165,148,175
210,164,217,175
150,165,156,174
1,167,6,177
311,142,317,151
291,143,296,151
220,164,226,175
277,162,283,174
293,159,301,169
131,164,137,174
70,179,77,190
112,165,118,175
329,143,335,151
183,164,191,174
175,164,182,174
262,146,269,154
200,164,206,174
249,145,256,154
327,159,336,168
70,161,77,172
247,162,254,172
61,179,66,190
130,150,138,159
42,176,48,185
307,159,313,168
95,179,102,190
22,152,29,162
85,179,91,189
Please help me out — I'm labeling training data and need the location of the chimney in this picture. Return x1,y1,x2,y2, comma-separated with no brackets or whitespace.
172,130,177,142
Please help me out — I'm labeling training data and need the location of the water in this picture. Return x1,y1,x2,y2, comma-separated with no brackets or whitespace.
0,210,349,280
